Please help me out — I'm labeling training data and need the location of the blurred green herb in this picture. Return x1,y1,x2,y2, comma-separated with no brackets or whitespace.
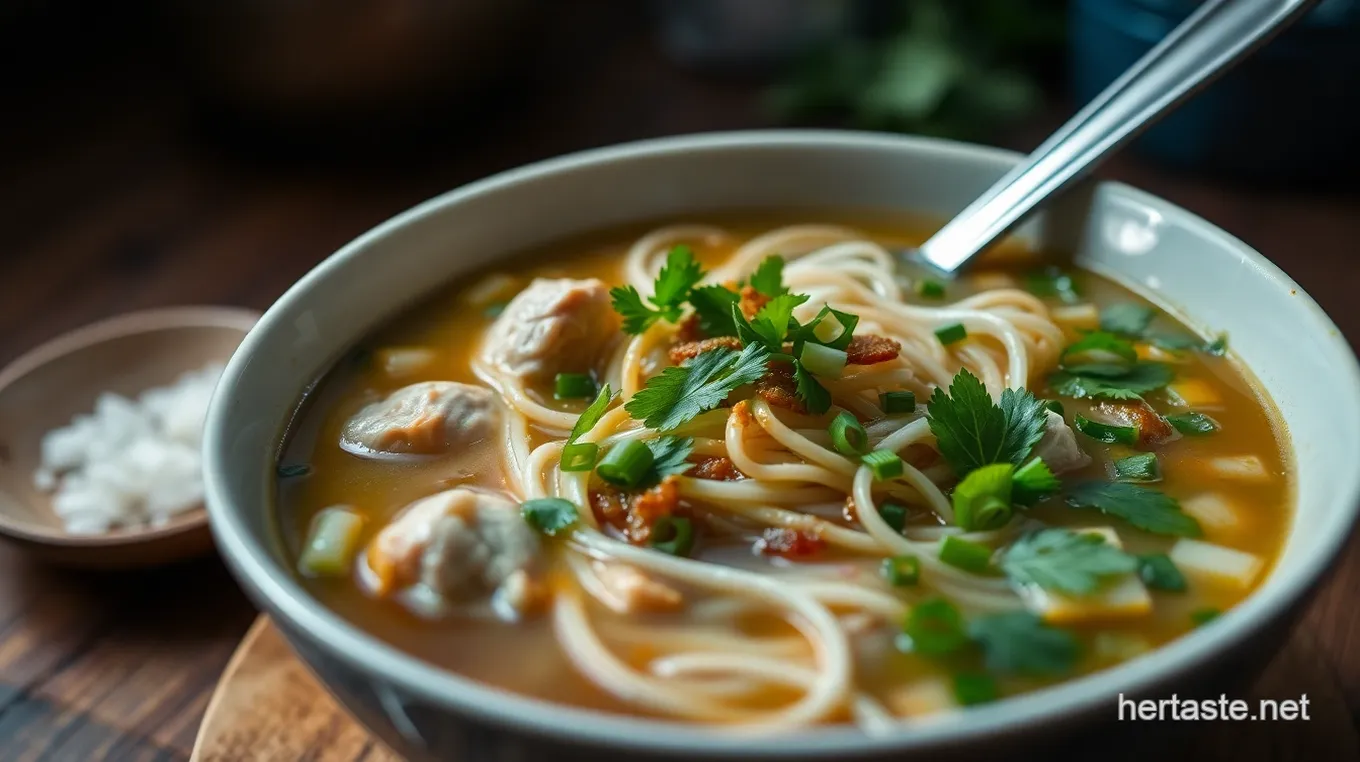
765,0,1066,140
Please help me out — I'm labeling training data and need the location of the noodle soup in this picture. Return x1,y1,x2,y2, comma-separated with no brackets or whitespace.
276,217,1290,727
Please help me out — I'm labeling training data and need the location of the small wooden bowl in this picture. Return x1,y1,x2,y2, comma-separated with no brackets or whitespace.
0,307,259,569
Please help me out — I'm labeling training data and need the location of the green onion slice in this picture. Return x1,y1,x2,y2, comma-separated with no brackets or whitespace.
1074,414,1138,445
560,442,599,472
881,555,920,586
650,516,696,556
862,449,904,481
554,372,596,400
939,535,994,573
935,323,968,345
800,342,848,378
828,411,869,457
880,391,916,414
595,439,656,488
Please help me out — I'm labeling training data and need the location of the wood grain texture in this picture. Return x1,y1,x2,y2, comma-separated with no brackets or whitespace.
0,1,1356,760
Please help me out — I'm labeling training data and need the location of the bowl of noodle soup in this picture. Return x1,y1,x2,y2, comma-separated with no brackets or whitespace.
203,131,1360,760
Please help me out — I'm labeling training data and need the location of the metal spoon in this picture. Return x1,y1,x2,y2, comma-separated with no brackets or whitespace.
913,0,1321,276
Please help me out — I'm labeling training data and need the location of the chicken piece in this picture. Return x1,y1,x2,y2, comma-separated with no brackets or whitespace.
1093,400,1178,447
1032,411,1091,474
341,381,497,457
367,488,545,619
480,277,617,381
591,562,684,613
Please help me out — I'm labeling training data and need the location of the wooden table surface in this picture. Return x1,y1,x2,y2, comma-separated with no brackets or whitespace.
1,4,1357,760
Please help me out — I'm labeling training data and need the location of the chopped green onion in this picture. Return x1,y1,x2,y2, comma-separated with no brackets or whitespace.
881,555,920,586
915,279,946,299
277,463,312,478
901,598,969,656
297,507,365,578
1137,553,1187,592
520,498,579,536
560,442,599,472
1166,412,1219,436
1190,607,1221,626
595,440,655,488
811,311,846,343
952,463,1015,532
1074,414,1138,445
799,342,848,378
862,449,903,481
828,411,869,457
939,535,994,573
935,323,968,345
879,391,916,414
1043,399,1064,416
952,672,998,706
1024,266,1080,304
878,502,909,533
650,516,695,556
1114,453,1161,482
554,373,596,400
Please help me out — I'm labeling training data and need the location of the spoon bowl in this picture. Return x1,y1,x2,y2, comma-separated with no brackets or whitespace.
0,307,259,569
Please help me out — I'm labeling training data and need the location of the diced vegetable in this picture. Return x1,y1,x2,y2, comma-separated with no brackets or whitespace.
1050,304,1099,331
901,598,969,655
935,323,968,345
650,516,695,556
554,373,597,399
828,412,869,457
1165,378,1221,408
862,449,904,481
297,506,365,578
878,502,909,533
939,536,994,574
881,555,921,586
1168,539,1263,589
376,347,436,380
1197,455,1271,483
1180,493,1241,534
560,442,599,472
1166,411,1219,436
800,342,848,378
1114,453,1161,482
915,279,946,299
951,463,1014,531
880,391,916,414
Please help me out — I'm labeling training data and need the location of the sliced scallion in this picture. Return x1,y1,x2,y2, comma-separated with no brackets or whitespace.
595,439,655,488
878,502,909,533
939,535,993,573
881,555,920,586
1074,414,1138,445
828,411,869,457
879,390,916,414
901,598,968,656
1166,411,1219,436
952,672,998,706
915,279,946,299
554,372,596,400
935,323,968,345
650,516,695,557
560,442,599,472
862,449,903,481
799,342,848,378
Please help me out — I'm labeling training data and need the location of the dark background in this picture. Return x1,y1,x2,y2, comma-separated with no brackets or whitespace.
0,1,1356,759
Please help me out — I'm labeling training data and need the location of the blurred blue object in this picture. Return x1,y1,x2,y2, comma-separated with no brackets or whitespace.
1070,0,1360,181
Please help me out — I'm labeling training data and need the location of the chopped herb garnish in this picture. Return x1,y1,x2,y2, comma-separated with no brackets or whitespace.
902,598,969,656
878,502,909,533
650,516,696,556
610,245,705,334
1073,414,1139,445
828,411,870,457
793,361,833,415
595,439,656,488
1114,452,1161,482
800,305,860,351
1065,482,1203,537
749,255,788,297
1137,553,1188,592
952,672,998,705
1024,266,1081,304
1048,362,1174,401
880,390,916,414
553,372,596,400
952,463,1015,532
520,498,579,536
862,449,904,481
915,279,946,299
926,369,1048,478
799,342,847,378
277,463,312,478
968,611,1079,676
881,555,921,586
1100,303,1156,336
1166,412,1219,436
625,344,770,431
688,284,742,337
935,322,968,345
1060,331,1137,371
646,436,696,481
1012,458,1060,505
1191,607,1221,626
1000,528,1137,596
939,535,994,573
568,384,615,443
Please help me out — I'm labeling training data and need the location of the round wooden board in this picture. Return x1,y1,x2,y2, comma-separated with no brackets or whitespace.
193,616,1356,761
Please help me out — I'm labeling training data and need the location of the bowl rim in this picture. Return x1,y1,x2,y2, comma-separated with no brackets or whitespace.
0,305,259,547
203,129,1360,756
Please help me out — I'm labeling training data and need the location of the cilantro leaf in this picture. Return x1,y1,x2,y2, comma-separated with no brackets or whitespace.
1137,553,1188,592
568,384,615,443
1012,458,1060,505
1064,482,1203,537
749,255,788,297
1048,362,1174,401
794,361,833,414
1060,331,1137,366
689,285,741,337
926,369,1048,477
750,293,810,350
1000,528,1138,596
625,344,770,431
609,285,667,335
1023,266,1081,304
1100,303,1155,336
652,245,704,309
968,612,1079,676
646,436,695,480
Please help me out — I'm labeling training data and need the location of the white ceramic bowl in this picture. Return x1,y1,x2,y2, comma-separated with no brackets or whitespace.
203,131,1360,761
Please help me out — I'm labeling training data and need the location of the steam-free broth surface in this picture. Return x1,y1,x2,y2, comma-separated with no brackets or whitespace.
276,216,1290,725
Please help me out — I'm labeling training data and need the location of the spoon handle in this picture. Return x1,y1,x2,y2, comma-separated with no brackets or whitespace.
915,0,1320,275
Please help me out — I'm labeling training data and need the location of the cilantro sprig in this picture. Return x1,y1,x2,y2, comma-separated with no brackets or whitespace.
625,344,770,431
610,245,706,335
925,368,1048,477
1000,528,1138,596
900,597,1079,677
1064,481,1203,537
